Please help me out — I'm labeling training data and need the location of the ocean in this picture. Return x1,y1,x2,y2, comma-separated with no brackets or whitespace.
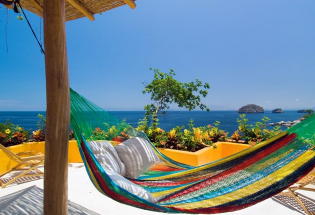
0,111,304,134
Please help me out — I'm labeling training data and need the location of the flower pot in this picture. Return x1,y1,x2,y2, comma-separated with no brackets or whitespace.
158,142,251,166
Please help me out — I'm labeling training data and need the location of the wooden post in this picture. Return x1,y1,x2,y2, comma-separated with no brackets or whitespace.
43,0,69,213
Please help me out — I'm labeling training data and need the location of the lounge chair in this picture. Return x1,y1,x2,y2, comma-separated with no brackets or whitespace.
274,168,315,215
0,144,44,188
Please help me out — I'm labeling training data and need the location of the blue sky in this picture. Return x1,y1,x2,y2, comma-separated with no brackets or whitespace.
0,0,314,111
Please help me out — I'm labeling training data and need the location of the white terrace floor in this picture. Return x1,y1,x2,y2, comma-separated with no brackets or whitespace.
0,164,314,215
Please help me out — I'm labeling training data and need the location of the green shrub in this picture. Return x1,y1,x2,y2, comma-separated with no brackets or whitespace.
90,121,130,142
137,120,227,152
303,110,314,119
137,114,283,151
236,114,282,144
0,122,29,147
31,114,46,142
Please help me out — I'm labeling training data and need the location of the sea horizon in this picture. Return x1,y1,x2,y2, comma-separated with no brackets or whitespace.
0,110,305,134
0,109,309,112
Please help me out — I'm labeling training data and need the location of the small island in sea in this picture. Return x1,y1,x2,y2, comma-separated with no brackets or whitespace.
272,108,284,113
238,104,264,113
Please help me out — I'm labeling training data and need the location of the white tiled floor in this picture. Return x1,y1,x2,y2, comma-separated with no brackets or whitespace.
0,164,313,215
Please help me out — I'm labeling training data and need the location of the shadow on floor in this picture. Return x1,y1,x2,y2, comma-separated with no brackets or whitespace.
273,193,315,215
0,186,100,215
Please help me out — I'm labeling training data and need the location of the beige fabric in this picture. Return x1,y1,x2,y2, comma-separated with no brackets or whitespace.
115,137,160,179
89,140,126,176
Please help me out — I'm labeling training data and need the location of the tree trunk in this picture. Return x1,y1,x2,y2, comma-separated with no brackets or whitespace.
152,106,159,129
43,0,69,213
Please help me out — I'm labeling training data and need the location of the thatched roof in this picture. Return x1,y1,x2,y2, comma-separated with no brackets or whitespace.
8,0,135,21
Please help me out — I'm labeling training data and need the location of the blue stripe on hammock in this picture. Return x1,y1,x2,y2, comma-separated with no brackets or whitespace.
144,181,198,193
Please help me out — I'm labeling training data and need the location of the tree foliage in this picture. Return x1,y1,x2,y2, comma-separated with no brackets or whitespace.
235,114,281,144
141,68,210,129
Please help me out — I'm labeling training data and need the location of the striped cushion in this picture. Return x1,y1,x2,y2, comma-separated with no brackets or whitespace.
89,140,126,176
115,137,160,179
88,140,155,203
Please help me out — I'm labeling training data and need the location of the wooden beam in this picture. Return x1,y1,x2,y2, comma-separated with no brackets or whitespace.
43,0,69,213
28,0,43,15
123,0,136,9
8,0,43,15
67,0,95,21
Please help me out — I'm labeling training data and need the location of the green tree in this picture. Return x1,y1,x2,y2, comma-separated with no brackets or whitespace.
141,68,210,129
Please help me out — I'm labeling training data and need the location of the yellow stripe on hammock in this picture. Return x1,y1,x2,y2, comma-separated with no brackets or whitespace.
86,164,104,194
80,147,104,194
146,132,287,180
165,150,315,209
151,184,194,198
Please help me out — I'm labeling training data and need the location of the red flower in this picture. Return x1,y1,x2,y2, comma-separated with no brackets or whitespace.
95,127,102,132
0,132,7,138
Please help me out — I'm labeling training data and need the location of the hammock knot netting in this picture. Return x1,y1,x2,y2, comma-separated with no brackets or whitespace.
70,88,315,214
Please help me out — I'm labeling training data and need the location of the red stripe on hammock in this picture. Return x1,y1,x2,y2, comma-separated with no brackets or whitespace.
132,178,202,187
149,163,184,172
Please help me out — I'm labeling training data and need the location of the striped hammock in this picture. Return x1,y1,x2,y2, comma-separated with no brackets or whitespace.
70,88,315,214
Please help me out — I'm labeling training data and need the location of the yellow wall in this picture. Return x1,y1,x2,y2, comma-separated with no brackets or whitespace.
159,142,251,166
0,140,82,176
1,140,250,176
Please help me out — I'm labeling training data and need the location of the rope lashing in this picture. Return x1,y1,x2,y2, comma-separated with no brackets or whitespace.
0,0,19,13
0,0,13,6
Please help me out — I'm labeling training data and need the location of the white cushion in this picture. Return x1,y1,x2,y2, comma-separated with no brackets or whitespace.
89,140,126,176
115,137,160,179
88,140,155,203
107,170,156,203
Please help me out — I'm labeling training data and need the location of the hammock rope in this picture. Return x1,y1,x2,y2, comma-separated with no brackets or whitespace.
70,88,315,214
0,0,45,54
15,0,45,54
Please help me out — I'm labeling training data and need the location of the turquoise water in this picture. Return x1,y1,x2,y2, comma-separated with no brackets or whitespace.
0,111,304,133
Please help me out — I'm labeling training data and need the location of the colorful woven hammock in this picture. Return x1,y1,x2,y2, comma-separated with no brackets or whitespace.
70,88,315,214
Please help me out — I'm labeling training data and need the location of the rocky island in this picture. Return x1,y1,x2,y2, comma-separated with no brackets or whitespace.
238,104,264,113
272,108,284,113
